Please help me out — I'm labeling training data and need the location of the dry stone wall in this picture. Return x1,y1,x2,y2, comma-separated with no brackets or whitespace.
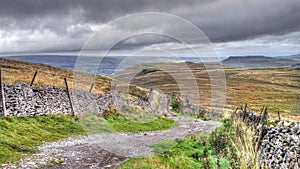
232,110,300,169
0,82,149,116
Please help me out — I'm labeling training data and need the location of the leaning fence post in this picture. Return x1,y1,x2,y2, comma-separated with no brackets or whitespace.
0,67,7,116
30,71,38,86
242,104,248,121
243,104,247,112
64,78,75,116
254,107,268,162
277,111,281,121
89,83,94,93
256,106,265,126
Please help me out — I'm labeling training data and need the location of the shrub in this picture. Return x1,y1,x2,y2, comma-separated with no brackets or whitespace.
171,97,182,113
102,108,121,119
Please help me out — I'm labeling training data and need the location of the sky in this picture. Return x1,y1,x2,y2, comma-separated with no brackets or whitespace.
0,0,300,58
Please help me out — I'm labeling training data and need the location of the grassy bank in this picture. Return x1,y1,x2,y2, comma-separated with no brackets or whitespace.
80,113,175,133
0,114,85,164
0,112,175,165
81,108,175,133
107,117,174,133
120,119,257,169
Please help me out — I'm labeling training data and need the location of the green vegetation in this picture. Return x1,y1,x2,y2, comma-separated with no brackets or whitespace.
107,117,174,133
170,97,209,121
103,108,175,133
0,114,85,164
171,109,209,121
120,119,257,169
170,97,182,114
0,109,175,165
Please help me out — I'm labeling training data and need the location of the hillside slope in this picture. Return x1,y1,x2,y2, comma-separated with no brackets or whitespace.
116,61,300,121
0,58,112,94
276,54,300,61
222,56,298,68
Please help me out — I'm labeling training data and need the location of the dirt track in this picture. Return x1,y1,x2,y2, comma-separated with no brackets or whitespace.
7,113,221,169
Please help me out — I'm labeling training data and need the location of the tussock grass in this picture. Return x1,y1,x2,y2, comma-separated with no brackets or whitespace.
230,119,258,168
120,119,257,169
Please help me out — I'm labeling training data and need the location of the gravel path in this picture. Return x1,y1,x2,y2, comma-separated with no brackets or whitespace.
4,113,221,169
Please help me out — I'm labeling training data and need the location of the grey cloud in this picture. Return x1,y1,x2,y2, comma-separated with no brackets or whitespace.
188,0,300,41
0,0,299,53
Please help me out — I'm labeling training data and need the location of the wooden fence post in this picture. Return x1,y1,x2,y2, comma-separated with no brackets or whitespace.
259,106,265,117
243,104,247,112
30,71,38,86
277,111,281,121
256,106,265,126
64,78,75,116
89,83,94,93
254,107,268,162
0,67,7,116
242,104,248,121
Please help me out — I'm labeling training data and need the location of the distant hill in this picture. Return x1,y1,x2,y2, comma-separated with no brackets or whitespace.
276,54,300,61
292,63,300,67
222,56,299,68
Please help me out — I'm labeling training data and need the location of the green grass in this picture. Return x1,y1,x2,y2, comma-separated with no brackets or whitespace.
171,109,209,121
120,119,256,169
79,114,176,134
107,117,175,133
0,114,85,164
0,111,175,165
92,108,175,133
170,97,209,121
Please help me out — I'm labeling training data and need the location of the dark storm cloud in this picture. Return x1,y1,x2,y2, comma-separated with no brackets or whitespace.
188,0,300,42
0,0,299,52
0,0,202,21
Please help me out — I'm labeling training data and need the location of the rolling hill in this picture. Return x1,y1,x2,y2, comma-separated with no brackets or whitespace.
222,55,299,68
116,61,300,121
276,54,300,61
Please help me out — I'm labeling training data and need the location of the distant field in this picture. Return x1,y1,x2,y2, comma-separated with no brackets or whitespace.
115,62,300,121
1,58,299,121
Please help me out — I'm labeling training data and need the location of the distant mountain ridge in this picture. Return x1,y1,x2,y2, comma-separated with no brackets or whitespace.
276,54,300,60
222,55,299,68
